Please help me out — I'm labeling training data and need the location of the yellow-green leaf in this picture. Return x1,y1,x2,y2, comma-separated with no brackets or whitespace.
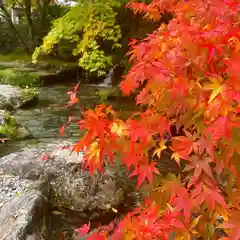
205,77,223,103
153,140,167,158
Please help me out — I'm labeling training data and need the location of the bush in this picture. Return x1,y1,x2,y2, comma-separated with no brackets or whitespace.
0,68,40,87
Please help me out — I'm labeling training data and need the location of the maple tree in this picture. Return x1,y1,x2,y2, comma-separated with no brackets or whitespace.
63,0,240,239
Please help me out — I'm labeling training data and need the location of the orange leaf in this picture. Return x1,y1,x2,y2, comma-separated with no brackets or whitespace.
60,124,65,136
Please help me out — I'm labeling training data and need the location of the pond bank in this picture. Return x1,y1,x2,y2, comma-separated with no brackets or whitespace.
0,60,82,87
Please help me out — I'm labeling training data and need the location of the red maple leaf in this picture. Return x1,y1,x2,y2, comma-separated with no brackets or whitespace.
172,188,192,221
121,147,143,170
205,116,240,141
78,106,112,152
75,222,90,237
42,153,49,161
183,155,214,187
120,74,140,96
193,137,211,156
224,52,240,78
160,210,186,230
66,91,79,107
129,162,160,188
59,124,65,136
170,136,194,160
191,183,227,210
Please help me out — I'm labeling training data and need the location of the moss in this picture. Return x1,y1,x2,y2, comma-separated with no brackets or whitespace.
38,56,77,68
0,112,18,138
0,54,32,63
0,68,41,87
0,54,78,70
95,87,122,101
21,87,39,103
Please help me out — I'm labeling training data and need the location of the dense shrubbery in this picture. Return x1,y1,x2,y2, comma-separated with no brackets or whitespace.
0,68,40,87
0,23,23,54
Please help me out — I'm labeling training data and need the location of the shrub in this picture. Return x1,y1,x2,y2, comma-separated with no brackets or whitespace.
0,68,40,87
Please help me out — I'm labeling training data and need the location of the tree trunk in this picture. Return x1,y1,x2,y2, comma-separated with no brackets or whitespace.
38,0,50,43
33,0,50,45
23,0,34,52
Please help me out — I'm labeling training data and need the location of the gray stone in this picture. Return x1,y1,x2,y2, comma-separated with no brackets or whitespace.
0,85,38,110
0,175,33,209
0,189,48,240
15,126,31,140
0,141,134,216
27,120,42,127
0,110,5,126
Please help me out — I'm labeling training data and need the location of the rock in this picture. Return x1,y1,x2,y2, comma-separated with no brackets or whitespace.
0,85,38,110
96,87,122,101
0,141,135,217
32,62,50,71
50,165,126,216
16,126,31,139
0,174,37,210
0,110,31,140
0,189,49,240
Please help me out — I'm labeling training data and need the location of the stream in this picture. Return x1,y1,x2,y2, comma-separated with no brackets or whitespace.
0,83,135,157
0,82,137,239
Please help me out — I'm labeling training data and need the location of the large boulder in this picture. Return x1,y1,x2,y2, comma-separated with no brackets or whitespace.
0,85,38,110
0,141,136,219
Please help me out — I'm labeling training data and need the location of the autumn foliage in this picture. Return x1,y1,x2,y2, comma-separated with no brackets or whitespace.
65,0,240,239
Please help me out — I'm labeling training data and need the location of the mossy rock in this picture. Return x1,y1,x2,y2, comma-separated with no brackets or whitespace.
0,110,30,139
0,111,17,138
0,85,39,110
0,68,40,87
95,87,122,101
20,87,39,108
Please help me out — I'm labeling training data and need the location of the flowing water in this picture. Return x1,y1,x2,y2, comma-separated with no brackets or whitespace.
98,66,116,87
0,83,135,156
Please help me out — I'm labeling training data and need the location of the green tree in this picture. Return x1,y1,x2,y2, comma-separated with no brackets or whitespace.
33,0,122,75
33,0,170,76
